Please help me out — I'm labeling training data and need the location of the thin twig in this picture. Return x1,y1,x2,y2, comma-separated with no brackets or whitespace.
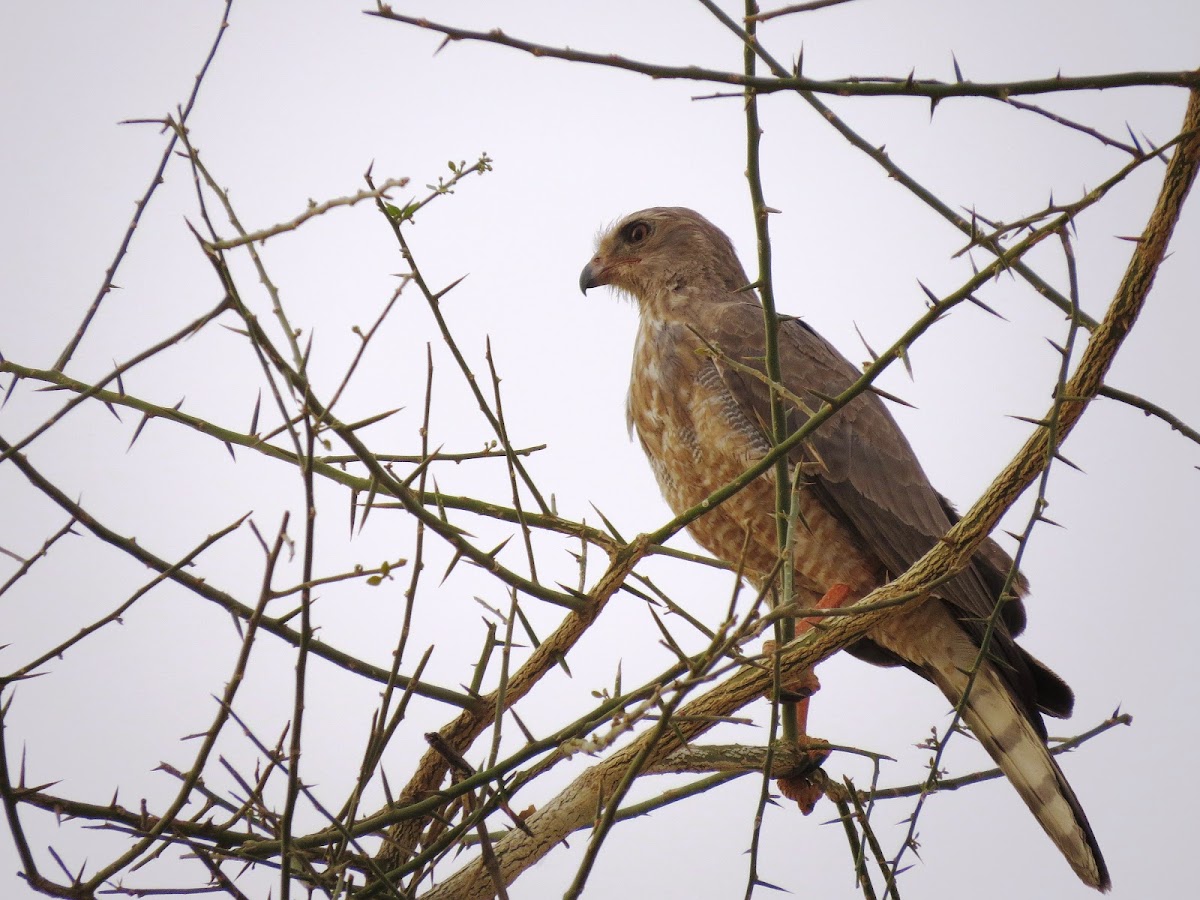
1098,383,1200,446
52,0,234,371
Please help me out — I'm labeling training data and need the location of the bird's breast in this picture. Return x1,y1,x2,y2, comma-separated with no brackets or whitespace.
627,317,879,596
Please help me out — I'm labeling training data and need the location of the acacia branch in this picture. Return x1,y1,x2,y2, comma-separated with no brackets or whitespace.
205,178,410,250
368,9,1200,98
1098,383,1200,446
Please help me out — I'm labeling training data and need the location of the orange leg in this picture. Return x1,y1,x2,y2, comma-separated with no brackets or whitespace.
769,583,854,814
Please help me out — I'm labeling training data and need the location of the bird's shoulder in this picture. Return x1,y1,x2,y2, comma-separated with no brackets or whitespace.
700,301,951,533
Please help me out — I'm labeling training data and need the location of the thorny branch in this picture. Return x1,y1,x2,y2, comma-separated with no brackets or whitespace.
2,6,1196,900
369,9,1200,99
50,0,235,373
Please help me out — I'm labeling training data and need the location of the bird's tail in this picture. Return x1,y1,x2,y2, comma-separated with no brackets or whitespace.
928,658,1111,891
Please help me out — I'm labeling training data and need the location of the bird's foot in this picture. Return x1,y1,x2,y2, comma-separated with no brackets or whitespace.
775,704,832,814
764,582,856,816
776,741,832,815
762,639,832,814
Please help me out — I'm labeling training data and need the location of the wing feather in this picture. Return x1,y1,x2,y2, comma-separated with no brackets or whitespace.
704,300,1070,724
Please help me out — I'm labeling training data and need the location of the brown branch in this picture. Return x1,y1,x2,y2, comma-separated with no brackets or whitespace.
1098,383,1200,446
205,178,410,250
368,9,1200,98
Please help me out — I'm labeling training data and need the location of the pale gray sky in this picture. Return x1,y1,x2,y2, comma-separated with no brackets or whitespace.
2,2,1198,898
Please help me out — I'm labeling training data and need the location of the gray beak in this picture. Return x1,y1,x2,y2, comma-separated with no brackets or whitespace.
579,260,599,294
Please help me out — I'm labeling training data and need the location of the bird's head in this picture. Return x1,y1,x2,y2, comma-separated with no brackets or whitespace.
579,207,750,309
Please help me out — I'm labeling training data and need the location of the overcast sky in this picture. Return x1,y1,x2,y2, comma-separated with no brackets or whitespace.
3,2,1199,898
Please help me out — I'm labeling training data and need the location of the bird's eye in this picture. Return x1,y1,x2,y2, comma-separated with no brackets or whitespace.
622,221,651,244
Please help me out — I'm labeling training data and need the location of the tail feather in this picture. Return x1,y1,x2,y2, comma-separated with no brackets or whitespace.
932,661,1110,891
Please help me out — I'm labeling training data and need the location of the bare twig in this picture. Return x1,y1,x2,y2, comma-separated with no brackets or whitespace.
205,178,410,250
52,0,234,371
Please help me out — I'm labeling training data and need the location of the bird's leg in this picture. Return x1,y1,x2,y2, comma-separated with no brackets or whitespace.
801,581,853,626
769,581,853,723
766,582,854,814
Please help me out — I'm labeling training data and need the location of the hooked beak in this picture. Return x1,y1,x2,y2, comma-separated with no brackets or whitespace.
580,253,635,294
579,259,602,294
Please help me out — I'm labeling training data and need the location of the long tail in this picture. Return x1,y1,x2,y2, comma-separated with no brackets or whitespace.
928,656,1110,891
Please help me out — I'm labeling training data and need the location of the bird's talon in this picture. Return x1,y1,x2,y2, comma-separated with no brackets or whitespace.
797,739,832,768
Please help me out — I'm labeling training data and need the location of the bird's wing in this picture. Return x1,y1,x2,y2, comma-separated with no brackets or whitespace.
703,299,1075,720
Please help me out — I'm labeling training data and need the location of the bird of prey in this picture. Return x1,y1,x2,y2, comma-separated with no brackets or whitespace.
579,207,1108,891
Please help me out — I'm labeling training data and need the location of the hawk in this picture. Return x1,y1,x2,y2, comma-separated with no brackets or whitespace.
579,207,1108,890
